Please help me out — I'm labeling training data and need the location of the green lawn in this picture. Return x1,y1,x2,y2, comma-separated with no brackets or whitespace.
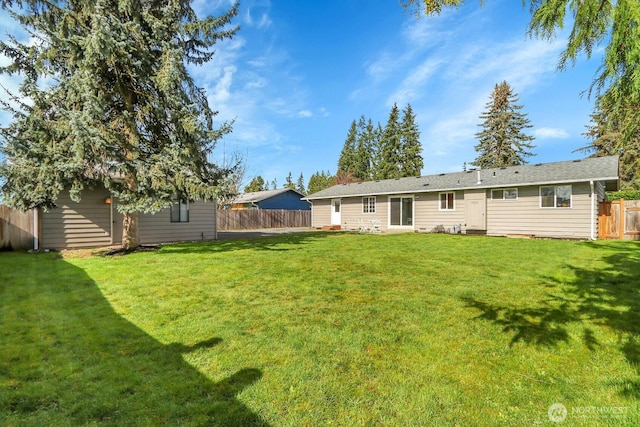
1,233,639,426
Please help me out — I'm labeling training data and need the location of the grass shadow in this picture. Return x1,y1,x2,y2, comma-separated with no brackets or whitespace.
158,230,335,255
0,252,269,425
461,240,640,398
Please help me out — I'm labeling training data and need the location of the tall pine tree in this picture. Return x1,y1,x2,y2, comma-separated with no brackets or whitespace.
337,120,358,176
354,116,379,181
375,103,403,179
472,81,535,168
0,0,238,249
399,103,423,176
580,94,640,189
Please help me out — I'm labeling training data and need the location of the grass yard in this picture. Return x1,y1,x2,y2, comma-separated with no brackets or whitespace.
1,232,639,426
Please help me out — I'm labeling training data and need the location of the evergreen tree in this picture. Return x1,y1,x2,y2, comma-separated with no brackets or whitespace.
354,116,378,181
244,176,267,193
307,170,335,195
284,172,295,189
472,81,535,168
580,95,640,189
376,103,403,179
0,0,238,249
399,103,423,176
337,120,358,175
270,178,278,190
296,173,306,194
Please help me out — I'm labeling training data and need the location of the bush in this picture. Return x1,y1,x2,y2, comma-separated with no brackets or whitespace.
606,189,640,200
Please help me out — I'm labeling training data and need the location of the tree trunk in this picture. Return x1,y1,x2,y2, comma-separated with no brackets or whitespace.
122,211,140,250
122,171,140,250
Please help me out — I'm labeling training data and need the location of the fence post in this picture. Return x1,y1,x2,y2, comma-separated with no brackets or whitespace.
619,198,625,240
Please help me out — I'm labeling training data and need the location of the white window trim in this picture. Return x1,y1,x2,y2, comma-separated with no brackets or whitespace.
438,192,455,211
539,185,572,209
388,195,415,228
362,196,376,214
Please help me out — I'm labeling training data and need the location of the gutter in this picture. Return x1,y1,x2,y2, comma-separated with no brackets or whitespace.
33,207,39,251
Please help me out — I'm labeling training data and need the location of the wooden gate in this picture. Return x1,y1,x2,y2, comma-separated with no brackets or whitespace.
599,199,640,240
0,205,34,250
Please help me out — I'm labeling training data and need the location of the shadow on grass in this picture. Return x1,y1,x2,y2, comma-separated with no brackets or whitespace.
461,240,640,399
0,253,269,426
158,230,335,255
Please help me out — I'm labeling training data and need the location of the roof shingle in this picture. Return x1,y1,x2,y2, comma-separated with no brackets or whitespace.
305,156,619,200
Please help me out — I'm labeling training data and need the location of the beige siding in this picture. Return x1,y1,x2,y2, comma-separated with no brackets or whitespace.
486,182,595,238
311,199,331,228
309,183,598,238
414,191,465,232
138,200,217,244
41,189,112,249
340,196,389,231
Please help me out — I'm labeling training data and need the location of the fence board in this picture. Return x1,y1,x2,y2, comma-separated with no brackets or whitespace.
0,205,34,250
217,209,310,230
599,200,640,240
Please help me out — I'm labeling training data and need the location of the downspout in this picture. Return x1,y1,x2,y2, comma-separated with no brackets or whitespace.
590,180,596,240
109,197,114,245
32,207,39,251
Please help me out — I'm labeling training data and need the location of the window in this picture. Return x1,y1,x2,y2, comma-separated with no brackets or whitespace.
362,196,376,213
333,200,340,213
505,189,518,200
540,185,572,208
491,188,518,200
390,196,413,226
171,199,189,222
439,192,455,210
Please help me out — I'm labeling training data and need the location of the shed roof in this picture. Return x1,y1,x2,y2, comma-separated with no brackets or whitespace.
304,156,619,200
232,188,305,204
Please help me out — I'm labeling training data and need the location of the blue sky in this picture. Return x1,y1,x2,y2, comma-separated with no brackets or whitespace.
1,0,604,190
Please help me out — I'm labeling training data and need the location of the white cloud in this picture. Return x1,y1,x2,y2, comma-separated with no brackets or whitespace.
533,127,570,139
297,110,312,118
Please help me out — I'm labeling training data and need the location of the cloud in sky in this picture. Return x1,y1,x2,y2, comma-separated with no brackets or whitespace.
533,127,571,139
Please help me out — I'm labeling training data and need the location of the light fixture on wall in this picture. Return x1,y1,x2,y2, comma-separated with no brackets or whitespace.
104,197,112,205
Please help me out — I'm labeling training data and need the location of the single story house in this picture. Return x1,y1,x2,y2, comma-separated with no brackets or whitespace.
304,156,619,239
229,188,311,211
33,188,217,250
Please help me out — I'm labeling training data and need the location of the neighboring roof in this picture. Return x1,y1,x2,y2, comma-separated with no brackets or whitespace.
304,156,620,200
231,188,306,204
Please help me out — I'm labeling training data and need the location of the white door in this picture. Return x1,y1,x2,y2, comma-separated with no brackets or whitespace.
465,190,486,230
331,199,341,225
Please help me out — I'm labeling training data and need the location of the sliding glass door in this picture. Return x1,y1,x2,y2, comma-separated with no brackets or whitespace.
389,196,413,227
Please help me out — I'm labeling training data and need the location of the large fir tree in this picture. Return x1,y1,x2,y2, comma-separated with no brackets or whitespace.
337,120,358,176
375,103,403,179
0,0,238,249
354,116,379,181
399,103,423,176
472,81,535,168
580,95,640,189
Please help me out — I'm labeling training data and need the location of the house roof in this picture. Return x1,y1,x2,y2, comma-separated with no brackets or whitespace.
304,156,620,200
232,188,305,204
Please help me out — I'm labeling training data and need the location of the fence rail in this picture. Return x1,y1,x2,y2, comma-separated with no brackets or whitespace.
217,209,311,230
0,205,34,250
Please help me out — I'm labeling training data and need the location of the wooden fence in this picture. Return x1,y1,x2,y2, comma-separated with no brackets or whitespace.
217,209,311,230
599,199,640,240
0,205,34,250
